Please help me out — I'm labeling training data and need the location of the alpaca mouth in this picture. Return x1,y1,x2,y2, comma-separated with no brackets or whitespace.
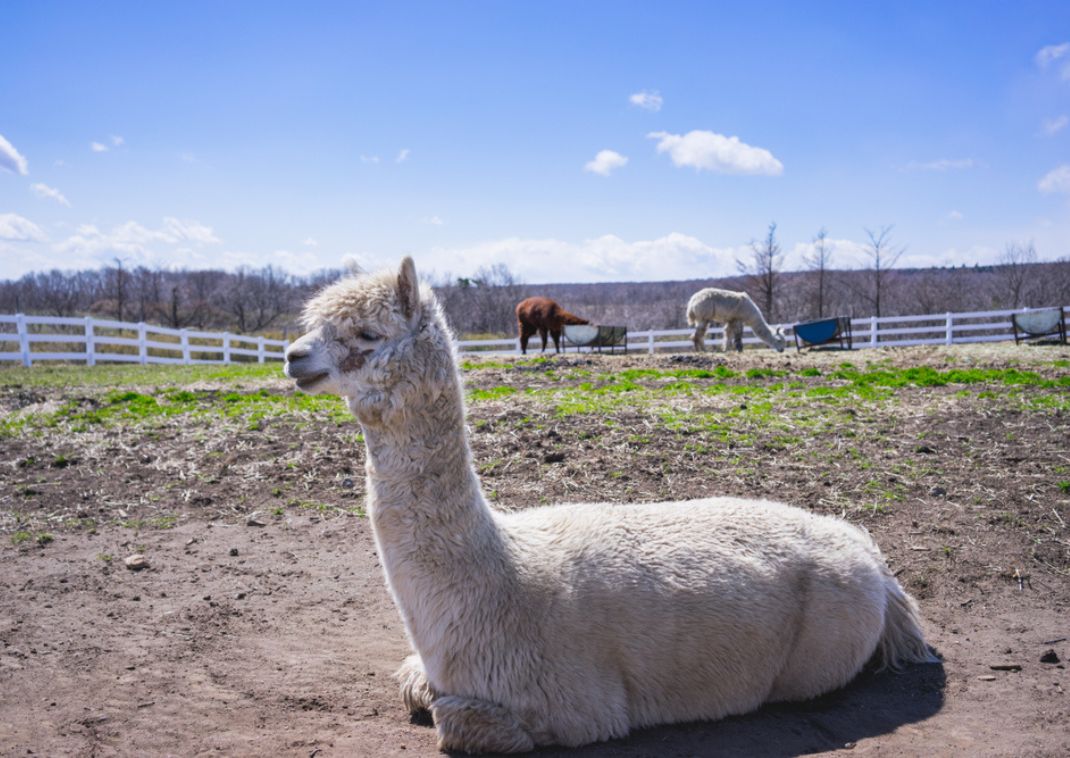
295,372,329,390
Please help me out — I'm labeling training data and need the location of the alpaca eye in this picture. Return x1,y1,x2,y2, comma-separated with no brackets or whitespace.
359,331,382,342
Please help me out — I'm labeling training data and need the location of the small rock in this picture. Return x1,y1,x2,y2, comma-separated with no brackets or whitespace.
543,452,566,464
246,514,267,527
341,478,355,489
977,675,997,681
1040,649,1061,664
185,538,198,547
989,664,1022,672
131,595,140,602
930,486,947,497
229,548,239,557
123,554,149,571
235,592,247,600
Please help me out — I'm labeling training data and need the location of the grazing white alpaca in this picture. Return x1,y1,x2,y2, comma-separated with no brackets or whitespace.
687,287,786,353
284,258,936,754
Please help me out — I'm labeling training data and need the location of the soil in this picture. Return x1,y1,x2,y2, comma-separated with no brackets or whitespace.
1,344,1068,757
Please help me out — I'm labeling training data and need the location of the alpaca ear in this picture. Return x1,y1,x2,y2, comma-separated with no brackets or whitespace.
397,256,420,321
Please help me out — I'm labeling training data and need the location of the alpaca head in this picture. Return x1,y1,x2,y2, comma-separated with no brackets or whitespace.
772,327,786,353
284,257,457,426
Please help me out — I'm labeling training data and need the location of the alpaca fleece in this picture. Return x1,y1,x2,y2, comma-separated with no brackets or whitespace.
283,257,935,753
686,287,786,352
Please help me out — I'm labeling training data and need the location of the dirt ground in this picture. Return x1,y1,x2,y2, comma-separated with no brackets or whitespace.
1,343,1068,757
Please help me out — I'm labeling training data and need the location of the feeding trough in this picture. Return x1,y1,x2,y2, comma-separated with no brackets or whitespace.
1011,308,1067,345
793,316,853,351
563,324,628,354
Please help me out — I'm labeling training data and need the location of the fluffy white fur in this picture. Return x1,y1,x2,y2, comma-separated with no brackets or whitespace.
687,287,786,353
284,258,935,753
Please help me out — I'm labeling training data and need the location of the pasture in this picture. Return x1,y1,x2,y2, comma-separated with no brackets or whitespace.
1,343,1068,756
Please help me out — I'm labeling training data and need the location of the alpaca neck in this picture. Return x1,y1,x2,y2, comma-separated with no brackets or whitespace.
359,373,507,661
748,315,776,343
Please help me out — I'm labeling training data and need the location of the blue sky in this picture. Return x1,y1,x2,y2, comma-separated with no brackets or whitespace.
1,0,1068,283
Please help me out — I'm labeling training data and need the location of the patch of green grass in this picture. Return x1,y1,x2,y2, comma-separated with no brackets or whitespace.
1058,481,1070,494
0,362,285,389
469,386,519,401
36,533,54,545
4,385,353,435
11,530,32,545
120,515,177,530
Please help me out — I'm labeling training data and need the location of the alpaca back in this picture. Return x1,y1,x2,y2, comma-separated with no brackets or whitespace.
475,496,927,739
686,288,753,325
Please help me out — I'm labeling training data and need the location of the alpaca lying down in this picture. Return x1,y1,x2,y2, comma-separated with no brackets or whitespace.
283,257,936,754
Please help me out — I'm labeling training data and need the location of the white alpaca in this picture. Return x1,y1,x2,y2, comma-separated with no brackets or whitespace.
687,287,786,353
284,258,936,754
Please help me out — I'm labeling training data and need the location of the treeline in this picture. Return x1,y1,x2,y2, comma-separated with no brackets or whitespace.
1,254,1068,339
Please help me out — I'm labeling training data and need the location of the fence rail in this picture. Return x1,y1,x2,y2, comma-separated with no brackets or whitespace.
450,305,1070,356
0,314,289,366
0,305,1066,365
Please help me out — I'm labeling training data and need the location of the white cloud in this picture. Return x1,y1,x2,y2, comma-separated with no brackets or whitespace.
31,183,71,207
90,141,109,153
421,215,444,225
583,149,629,176
1036,42,1070,68
902,158,976,172
396,148,411,163
54,217,221,267
629,90,663,112
786,238,869,269
302,237,319,247
946,210,964,221
1041,115,1069,136
1036,43,1070,81
111,135,124,147
427,232,746,283
1038,164,1070,194
647,130,783,176
0,133,29,175
0,213,46,242
360,154,380,164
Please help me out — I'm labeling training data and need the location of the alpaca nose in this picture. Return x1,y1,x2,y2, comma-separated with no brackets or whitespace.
285,344,308,361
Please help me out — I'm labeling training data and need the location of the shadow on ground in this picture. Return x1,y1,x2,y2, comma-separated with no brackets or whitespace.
446,661,946,757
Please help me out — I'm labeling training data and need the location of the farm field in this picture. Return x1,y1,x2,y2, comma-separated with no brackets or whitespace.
1,343,1068,757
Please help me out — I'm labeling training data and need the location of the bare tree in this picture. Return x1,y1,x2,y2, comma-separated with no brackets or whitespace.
860,225,904,318
736,222,784,321
803,227,833,318
996,241,1037,308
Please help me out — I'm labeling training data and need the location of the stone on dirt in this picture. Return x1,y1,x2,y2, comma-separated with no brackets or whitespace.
123,554,149,571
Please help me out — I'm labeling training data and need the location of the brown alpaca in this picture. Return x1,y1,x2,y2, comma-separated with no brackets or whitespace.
515,297,589,354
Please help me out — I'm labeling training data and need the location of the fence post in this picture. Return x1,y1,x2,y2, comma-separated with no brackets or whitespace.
16,313,31,367
222,332,231,364
869,316,878,348
647,331,655,354
84,316,96,366
257,336,266,364
181,329,191,364
944,312,953,345
138,322,148,364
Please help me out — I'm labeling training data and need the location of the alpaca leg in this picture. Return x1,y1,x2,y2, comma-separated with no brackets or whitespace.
395,654,436,715
734,322,745,352
722,321,735,352
432,694,534,754
519,323,535,354
551,328,562,353
539,328,549,352
692,321,707,352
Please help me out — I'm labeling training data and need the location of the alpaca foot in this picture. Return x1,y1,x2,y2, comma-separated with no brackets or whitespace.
396,654,436,715
431,694,534,754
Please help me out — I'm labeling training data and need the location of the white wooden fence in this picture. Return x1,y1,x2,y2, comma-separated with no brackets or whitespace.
454,305,1070,355
0,314,288,367
1,305,1066,366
